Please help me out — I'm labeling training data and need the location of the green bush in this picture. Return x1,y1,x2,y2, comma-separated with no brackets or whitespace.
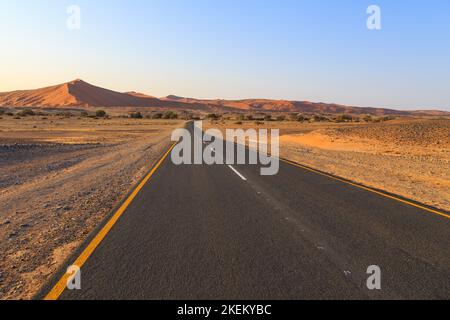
96,110,107,118
130,112,143,119
206,113,221,120
163,111,178,119
297,115,309,122
312,115,329,122
17,109,35,117
58,111,73,118
363,115,373,122
335,114,353,123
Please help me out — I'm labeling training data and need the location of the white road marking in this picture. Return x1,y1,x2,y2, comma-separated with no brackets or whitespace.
228,165,247,181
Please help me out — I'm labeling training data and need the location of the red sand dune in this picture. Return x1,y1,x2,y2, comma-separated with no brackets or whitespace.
0,79,208,111
124,91,156,99
0,80,448,116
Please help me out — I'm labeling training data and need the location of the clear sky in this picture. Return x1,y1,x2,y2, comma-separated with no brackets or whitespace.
1,0,449,110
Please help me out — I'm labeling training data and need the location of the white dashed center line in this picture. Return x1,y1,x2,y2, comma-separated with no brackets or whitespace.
228,165,247,181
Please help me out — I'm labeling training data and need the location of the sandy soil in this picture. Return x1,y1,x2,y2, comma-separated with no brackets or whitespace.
0,117,182,300
205,118,450,212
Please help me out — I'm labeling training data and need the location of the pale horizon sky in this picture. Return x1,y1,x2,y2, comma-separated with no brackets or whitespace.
1,0,450,111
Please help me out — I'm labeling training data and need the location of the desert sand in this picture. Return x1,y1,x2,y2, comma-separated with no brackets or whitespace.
0,116,182,299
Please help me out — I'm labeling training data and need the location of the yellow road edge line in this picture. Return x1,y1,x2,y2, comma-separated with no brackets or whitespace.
44,143,176,300
280,158,450,220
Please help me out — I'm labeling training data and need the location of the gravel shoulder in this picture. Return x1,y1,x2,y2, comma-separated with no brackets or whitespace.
0,117,182,299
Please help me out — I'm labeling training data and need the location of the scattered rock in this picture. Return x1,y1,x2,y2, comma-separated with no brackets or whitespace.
8,231,18,239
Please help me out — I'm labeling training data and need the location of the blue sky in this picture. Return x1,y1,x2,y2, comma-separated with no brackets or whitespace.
1,0,449,110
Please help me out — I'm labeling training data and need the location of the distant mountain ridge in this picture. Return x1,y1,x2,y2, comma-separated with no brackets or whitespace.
0,79,448,116
161,96,449,116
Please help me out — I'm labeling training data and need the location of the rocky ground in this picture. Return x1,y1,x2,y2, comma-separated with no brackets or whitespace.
0,117,182,299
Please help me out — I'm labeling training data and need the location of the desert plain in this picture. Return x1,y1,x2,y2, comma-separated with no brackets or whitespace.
0,112,449,300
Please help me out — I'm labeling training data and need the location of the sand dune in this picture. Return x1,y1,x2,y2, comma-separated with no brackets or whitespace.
1,79,448,116
0,79,208,111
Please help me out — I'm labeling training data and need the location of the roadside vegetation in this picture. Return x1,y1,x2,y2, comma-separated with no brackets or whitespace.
0,107,397,124
205,112,397,124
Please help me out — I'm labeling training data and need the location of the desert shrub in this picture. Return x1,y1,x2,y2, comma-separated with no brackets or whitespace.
372,117,382,123
363,115,373,122
13,116,21,119
0,109,4,115
297,115,309,122
264,115,272,121
381,116,395,122
130,112,143,119
238,114,246,121
235,121,243,125
151,112,163,119
335,114,353,123
206,113,221,120
245,115,254,121
311,114,329,122
96,110,107,118
59,111,74,118
276,115,286,121
163,111,178,119
6,112,14,116
254,121,264,126
80,111,89,117
17,109,35,117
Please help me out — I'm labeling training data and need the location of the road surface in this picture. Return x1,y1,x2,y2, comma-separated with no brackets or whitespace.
46,122,450,300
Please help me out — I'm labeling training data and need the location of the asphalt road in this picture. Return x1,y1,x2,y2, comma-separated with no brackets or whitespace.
54,122,450,300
